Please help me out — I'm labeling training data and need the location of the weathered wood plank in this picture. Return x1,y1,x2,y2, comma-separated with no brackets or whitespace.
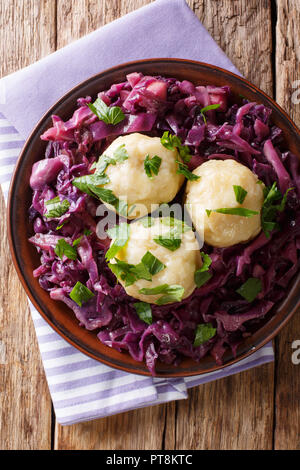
56,0,152,49
0,0,56,450
188,0,273,95
275,0,300,450
170,365,274,450
55,404,170,450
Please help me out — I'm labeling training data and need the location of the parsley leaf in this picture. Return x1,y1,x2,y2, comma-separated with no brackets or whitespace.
72,229,91,247
160,217,192,234
109,251,166,286
144,154,162,178
141,251,166,275
206,207,259,217
106,223,130,261
139,284,170,295
91,154,114,173
72,175,127,217
72,236,83,247
92,144,129,173
200,251,212,271
194,323,216,347
108,259,136,286
194,252,212,287
134,302,152,325
176,160,200,181
70,281,95,307
195,271,212,288
132,262,153,282
261,182,294,238
113,144,129,163
233,185,248,204
88,98,125,125
54,239,77,261
72,173,110,196
45,197,70,219
200,103,221,124
108,259,152,287
139,284,185,305
236,277,262,302
160,131,191,163
153,231,181,251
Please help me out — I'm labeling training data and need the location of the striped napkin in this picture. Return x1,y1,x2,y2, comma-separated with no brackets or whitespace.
0,0,274,425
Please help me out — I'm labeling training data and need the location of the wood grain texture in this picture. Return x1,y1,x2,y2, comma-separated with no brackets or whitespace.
0,0,298,451
275,0,300,450
169,365,274,450
56,0,152,49
188,0,273,94
55,404,172,450
0,0,55,450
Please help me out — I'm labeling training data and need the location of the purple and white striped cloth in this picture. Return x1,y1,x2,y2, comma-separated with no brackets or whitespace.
0,0,274,425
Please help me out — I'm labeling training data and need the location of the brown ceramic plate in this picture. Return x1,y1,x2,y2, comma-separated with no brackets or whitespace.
7,58,300,377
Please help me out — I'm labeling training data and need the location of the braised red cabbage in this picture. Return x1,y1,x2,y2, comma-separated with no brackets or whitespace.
29,72,300,375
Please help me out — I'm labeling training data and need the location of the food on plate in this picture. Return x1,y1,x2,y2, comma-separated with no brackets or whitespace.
185,159,265,247
91,133,184,219
28,71,300,374
107,217,201,303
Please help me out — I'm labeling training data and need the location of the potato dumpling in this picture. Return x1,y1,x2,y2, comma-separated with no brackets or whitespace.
99,133,184,219
185,159,264,248
110,217,202,304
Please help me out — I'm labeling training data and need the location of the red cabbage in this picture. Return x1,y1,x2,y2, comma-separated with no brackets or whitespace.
29,72,300,375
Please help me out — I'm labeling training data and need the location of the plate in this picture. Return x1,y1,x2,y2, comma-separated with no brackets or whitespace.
8,58,300,376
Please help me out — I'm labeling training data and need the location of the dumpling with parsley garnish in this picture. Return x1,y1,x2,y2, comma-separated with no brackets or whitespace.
185,159,264,248
92,133,185,219
106,217,202,304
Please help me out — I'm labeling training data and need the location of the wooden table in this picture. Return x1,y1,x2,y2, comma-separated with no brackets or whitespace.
0,0,299,450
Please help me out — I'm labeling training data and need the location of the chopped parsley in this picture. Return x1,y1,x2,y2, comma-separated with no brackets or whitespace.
133,302,152,325
92,144,129,173
261,182,294,238
160,131,191,163
193,323,216,347
70,281,95,307
72,173,110,196
194,252,212,287
54,239,77,261
160,217,192,234
109,259,151,286
233,185,248,204
141,251,166,275
72,174,127,217
200,103,221,124
144,154,162,178
45,197,70,219
139,284,185,305
153,232,181,251
206,207,259,217
88,98,125,125
72,229,92,247
105,223,130,261
236,277,262,302
108,251,165,287
176,160,200,181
